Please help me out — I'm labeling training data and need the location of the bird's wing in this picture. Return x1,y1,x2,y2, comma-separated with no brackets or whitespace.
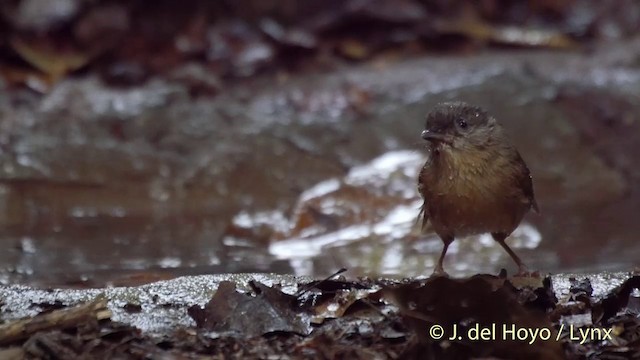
417,165,430,229
515,151,539,213
416,203,429,230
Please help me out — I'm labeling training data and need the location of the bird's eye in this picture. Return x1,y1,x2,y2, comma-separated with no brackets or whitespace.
457,118,468,129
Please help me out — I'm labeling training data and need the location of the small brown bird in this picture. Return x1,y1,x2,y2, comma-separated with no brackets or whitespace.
418,102,539,276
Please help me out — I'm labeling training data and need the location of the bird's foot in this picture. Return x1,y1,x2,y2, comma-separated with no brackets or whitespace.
431,267,450,278
513,265,540,278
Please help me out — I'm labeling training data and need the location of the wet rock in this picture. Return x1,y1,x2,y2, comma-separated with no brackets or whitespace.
0,274,309,334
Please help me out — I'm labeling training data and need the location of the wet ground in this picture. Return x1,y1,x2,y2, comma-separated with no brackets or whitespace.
0,36,639,287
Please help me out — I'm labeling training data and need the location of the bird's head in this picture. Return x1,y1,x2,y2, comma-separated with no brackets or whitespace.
421,102,503,153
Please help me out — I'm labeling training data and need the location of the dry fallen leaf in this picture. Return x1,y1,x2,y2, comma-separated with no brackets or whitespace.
433,19,579,49
10,36,91,83
188,281,312,337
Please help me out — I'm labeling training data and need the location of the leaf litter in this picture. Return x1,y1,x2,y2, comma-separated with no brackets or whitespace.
1,272,638,358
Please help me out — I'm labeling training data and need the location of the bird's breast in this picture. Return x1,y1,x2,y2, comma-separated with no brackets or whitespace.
421,147,528,236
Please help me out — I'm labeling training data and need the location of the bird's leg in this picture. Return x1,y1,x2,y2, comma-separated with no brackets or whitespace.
433,235,454,277
492,232,529,276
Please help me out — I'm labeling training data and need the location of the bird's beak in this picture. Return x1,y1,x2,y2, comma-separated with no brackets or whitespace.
421,130,452,144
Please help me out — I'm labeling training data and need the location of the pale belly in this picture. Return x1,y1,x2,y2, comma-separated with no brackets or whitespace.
427,192,527,237
420,145,533,238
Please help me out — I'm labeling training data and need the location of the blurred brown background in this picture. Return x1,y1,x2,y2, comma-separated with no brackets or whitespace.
0,0,639,287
